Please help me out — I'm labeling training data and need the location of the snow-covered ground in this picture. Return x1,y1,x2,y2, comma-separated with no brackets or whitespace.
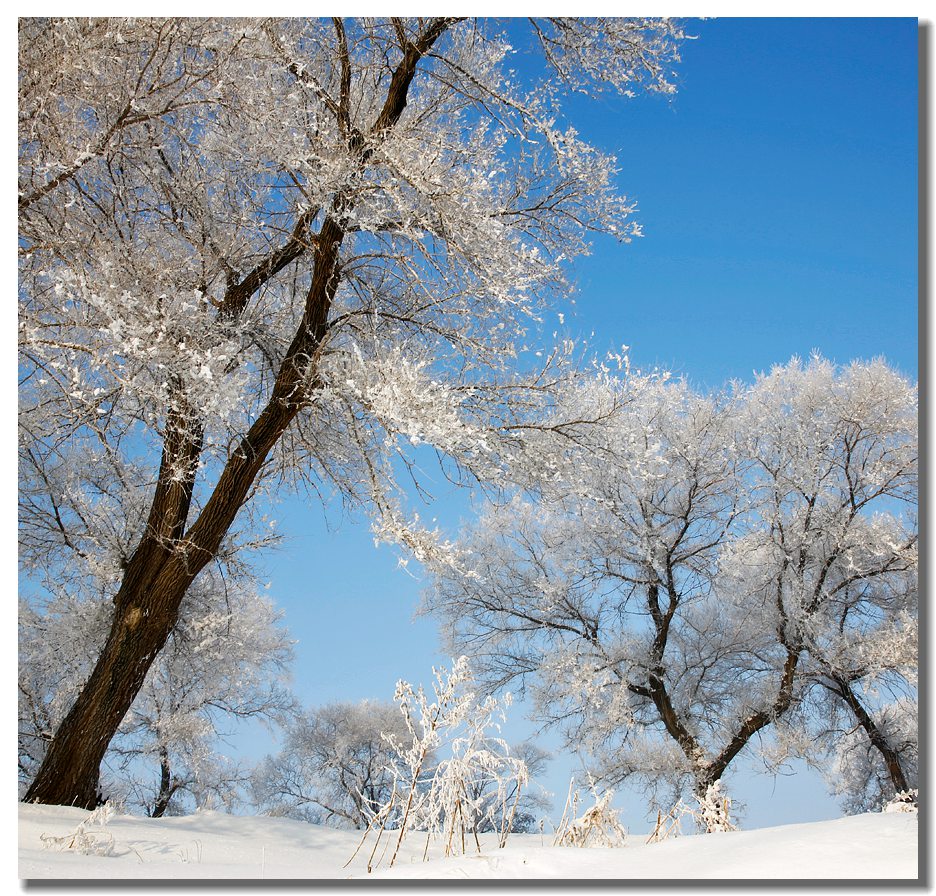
19,803,917,882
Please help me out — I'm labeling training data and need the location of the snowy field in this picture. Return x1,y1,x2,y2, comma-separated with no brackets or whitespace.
19,803,918,882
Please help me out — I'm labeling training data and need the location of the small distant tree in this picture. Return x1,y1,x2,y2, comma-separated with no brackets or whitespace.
252,700,413,828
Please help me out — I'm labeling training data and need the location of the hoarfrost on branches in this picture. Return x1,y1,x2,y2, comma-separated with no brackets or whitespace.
426,356,917,813
351,657,537,872
19,16,688,807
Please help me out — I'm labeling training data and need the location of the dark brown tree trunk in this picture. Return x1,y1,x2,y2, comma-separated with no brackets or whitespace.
830,676,910,797
151,747,174,818
704,647,801,787
23,553,199,807
24,224,341,808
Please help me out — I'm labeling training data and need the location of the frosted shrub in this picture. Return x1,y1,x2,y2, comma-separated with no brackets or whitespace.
419,701,529,856
41,803,117,856
553,780,627,848
646,803,686,843
883,790,918,814
348,658,530,872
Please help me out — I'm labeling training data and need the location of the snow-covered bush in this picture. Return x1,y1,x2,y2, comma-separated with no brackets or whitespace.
553,782,627,848
417,699,530,855
40,804,117,857
459,741,551,835
883,790,918,814
351,658,537,872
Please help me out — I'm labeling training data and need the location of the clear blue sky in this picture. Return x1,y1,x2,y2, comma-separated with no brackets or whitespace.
241,17,919,831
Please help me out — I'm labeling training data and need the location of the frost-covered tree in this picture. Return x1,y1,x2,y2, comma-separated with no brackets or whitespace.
18,17,686,807
251,700,413,828
733,357,918,808
426,357,917,808
19,572,294,816
428,370,764,803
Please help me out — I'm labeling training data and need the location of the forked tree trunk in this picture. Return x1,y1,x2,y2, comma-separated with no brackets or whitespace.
22,279,333,807
23,231,338,809
636,578,803,810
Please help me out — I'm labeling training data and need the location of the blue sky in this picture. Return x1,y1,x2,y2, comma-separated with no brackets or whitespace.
564,17,917,387
238,17,919,831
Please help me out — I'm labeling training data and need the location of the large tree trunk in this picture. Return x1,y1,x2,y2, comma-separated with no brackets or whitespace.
23,275,334,808
23,564,199,808
23,404,207,809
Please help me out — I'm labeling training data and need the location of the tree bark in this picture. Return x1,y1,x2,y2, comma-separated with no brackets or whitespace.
152,746,175,818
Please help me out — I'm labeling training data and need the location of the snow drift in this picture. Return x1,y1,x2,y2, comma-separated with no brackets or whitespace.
19,803,917,881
